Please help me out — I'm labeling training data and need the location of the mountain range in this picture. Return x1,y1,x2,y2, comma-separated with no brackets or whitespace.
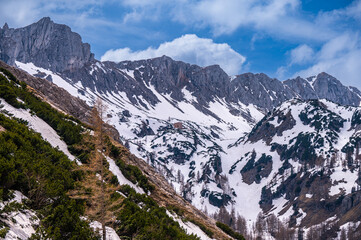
1,17,361,239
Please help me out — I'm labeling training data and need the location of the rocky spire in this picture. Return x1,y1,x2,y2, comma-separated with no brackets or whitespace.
2,23,9,30
0,17,94,72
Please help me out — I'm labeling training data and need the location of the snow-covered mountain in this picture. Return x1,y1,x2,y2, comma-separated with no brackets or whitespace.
2,17,361,238
230,99,361,228
0,64,232,240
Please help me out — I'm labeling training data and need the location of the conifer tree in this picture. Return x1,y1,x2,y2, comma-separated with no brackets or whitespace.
69,98,121,240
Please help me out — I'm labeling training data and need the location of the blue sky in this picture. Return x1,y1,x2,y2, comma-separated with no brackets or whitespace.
0,0,361,87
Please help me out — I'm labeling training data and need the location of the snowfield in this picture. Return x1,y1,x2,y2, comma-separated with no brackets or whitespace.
1,191,39,240
105,155,145,194
0,98,75,161
89,221,121,240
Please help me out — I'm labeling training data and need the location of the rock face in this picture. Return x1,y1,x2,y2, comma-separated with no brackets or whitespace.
3,18,361,237
229,73,297,110
0,17,94,72
66,56,361,114
284,72,361,107
64,57,361,115
1,18,361,114
232,98,361,234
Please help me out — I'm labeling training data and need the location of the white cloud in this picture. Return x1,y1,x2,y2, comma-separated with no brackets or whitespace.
121,0,167,7
276,66,288,80
120,0,336,42
101,34,246,76
0,0,112,28
318,34,358,60
190,0,301,35
294,33,361,88
290,44,314,65
333,0,361,21
276,44,314,79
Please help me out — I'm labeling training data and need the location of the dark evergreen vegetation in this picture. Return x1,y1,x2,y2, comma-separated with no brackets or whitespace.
0,113,96,239
117,185,199,240
0,69,201,239
107,139,155,193
216,221,245,240
0,69,83,146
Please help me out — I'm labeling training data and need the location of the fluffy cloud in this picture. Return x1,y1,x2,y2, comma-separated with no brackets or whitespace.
184,0,301,35
120,0,336,41
290,44,314,65
294,33,361,88
0,0,111,28
101,34,246,76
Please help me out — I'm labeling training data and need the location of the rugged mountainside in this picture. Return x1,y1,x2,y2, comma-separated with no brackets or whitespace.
0,17,94,72
1,17,361,239
1,18,361,114
0,64,232,239
284,74,361,107
230,99,361,234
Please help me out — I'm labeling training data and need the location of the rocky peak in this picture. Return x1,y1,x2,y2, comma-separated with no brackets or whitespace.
2,23,9,30
4,18,361,114
229,72,296,111
349,86,361,97
115,55,231,104
283,76,317,99
284,73,361,107
313,72,360,106
0,17,94,72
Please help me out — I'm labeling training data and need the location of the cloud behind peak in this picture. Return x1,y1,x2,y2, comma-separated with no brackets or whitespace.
101,34,246,76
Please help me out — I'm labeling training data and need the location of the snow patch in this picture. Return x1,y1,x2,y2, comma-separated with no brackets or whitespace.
166,211,213,240
2,191,38,240
90,221,120,240
105,156,145,194
1,98,75,161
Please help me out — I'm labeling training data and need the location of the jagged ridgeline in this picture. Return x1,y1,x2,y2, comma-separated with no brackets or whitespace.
3,17,361,239
0,67,234,239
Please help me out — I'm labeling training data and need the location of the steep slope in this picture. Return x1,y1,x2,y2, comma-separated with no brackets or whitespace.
0,72,96,239
284,73,361,107
2,18,361,239
227,98,361,237
0,60,121,141
0,62,234,239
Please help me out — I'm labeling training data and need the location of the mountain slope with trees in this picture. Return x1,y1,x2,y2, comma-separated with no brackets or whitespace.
2,18,361,239
0,64,233,239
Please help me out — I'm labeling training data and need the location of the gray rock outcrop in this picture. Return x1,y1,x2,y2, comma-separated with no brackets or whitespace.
285,72,361,106
1,17,361,115
0,17,94,72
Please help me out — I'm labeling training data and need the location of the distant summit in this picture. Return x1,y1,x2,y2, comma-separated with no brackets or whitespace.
2,22,9,30
1,18,360,111
0,17,94,72
2,18,361,238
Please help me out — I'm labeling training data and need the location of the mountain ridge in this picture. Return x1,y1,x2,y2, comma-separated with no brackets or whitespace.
2,17,361,239
1,17,360,114
0,62,230,240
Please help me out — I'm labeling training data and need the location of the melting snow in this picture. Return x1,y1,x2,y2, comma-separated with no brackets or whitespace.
89,221,120,240
105,156,145,194
1,98,75,161
166,211,213,240
2,191,38,240
329,166,358,196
